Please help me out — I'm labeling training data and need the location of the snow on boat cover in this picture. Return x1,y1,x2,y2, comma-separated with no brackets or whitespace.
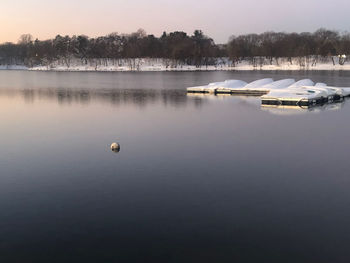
187,78,350,107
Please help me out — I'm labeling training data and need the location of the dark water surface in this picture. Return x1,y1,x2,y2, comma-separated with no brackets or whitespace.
1,70,350,262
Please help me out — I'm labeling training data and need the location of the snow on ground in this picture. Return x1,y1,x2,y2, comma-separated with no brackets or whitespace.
1,57,350,71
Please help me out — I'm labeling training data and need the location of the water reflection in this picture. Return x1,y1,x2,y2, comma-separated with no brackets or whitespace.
0,88,201,107
1,88,349,115
261,100,347,115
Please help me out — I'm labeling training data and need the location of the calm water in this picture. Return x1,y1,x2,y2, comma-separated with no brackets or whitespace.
1,70,350,262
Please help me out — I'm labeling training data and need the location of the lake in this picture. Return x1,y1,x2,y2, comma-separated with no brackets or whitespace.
1,70,350,262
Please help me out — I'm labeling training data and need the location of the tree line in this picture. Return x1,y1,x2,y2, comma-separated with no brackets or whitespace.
0,28,349,67
0,29,223,67
227,29,350,66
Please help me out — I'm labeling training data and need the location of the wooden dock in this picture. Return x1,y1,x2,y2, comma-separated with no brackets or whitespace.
187,88,269,96
187,78,350,108
261,94,347,107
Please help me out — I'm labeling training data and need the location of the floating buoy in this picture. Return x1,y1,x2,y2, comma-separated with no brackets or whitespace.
110,142,120,153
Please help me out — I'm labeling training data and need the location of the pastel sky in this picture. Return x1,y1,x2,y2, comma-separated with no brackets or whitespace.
1,0,349,44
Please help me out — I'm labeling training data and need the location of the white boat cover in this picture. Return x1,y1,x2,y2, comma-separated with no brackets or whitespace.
262,87,328,101
289,79,314,88
215,80,248,90
258,79,295,91
239,78,274,90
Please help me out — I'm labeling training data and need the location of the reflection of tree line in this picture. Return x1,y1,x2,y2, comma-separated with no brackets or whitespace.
0,89,205,107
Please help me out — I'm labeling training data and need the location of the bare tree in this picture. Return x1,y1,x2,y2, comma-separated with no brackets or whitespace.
18,34,33,45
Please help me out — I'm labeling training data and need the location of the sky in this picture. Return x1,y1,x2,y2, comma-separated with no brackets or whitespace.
1,0,349,44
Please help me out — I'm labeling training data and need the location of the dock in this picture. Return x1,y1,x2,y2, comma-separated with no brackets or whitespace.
261,85,350,106
187,78,350,108
187,78,295,95
261,97,328,107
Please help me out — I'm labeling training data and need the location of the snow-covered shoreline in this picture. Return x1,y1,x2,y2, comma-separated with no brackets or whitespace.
2,57,350,72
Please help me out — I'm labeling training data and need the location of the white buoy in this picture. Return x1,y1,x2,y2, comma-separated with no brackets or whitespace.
110,142,120,152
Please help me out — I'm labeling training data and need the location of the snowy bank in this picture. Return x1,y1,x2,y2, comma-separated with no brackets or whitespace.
1,56,350,71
